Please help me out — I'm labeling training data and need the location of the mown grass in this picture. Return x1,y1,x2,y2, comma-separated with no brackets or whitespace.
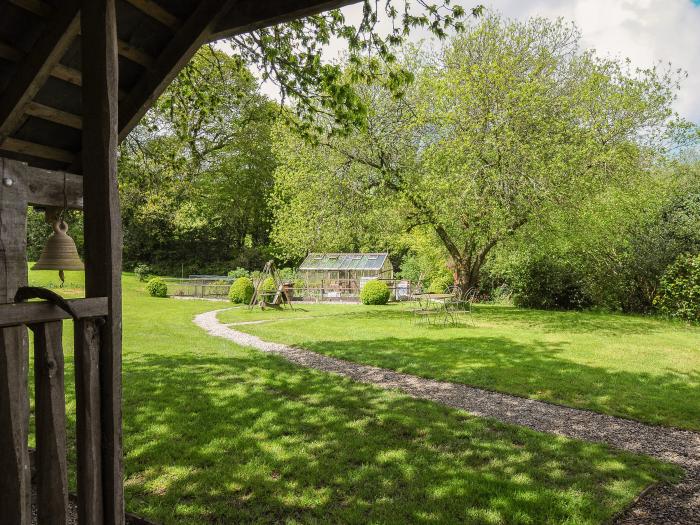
219,302,700,431
26,270,682,524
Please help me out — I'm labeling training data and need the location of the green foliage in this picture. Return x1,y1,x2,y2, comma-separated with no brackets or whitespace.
428,272,454,294
360,280,391,305
277,267,297,282
146,277,168,298
655,254,700,322
228,268,250,279
261,276,277,295
134,263,151,282
506,254,591,310
229,277,255,304
488,160,700,312
120,48,277,275
228,2,474,139
271,13,689,292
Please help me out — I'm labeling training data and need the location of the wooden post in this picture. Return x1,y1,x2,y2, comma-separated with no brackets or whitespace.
81,0,125,523
74,319,104,524
32,321,69,525
0,160,31,525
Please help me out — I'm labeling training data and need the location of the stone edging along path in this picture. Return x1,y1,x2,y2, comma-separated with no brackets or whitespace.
194,309,700,524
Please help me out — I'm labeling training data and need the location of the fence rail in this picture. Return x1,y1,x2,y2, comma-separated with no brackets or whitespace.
0,298,110,525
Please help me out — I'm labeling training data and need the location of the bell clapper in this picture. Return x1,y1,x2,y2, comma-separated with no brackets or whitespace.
59,269,65,287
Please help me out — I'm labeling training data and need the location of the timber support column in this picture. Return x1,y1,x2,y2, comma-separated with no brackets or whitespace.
81,0,125,523
0,161,31,525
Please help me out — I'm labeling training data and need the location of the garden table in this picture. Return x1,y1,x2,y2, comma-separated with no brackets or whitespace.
411,293,455,325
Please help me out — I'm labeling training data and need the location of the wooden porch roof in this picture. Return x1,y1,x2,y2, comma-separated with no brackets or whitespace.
0,0,354,174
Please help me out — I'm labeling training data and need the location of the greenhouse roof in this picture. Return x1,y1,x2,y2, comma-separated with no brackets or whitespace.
299,253,389,271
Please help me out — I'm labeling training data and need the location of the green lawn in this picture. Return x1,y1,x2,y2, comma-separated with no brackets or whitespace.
26,270,682,524
219,303,700,431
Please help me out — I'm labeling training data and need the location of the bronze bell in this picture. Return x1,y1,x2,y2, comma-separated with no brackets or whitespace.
32,219,84,281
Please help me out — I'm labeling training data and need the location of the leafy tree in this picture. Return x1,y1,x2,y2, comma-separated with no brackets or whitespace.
228,1,481,137
119,48,277,274
271,13,689,292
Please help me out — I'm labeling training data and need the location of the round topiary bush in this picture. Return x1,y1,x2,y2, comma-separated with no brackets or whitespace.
654,253,700,322
229,277,254,304
360,280,390,305
146,277,168,298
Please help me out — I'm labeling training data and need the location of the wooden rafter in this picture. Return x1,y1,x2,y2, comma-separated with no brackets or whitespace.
10,0,156,68
25,102,81,129
118,0,237,141
0,1,80,142
124,0,181,31
0,137,75,163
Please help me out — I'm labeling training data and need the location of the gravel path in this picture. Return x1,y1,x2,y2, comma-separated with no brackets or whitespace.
195,309,700,524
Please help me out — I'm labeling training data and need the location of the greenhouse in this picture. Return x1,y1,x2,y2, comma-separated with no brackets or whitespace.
298,252,395,299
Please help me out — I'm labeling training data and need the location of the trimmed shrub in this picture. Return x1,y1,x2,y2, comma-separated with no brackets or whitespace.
360,280,390,305
146,277,168,298
229,277,254,304
654,253,700,322
134,263,151,282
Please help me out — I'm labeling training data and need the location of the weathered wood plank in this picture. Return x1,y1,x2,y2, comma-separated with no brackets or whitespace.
81,0,125,522
51,63,82,86
0,298,108,328
0,137,75,164
0,327,31,525
74,319,104,524
26,102,82,129
124,0,181,30
0,155,31,525
118,0,236,141
0,1,80,142
31,321,68,525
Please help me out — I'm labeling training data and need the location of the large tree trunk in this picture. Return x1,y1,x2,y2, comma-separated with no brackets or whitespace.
451,258,480,294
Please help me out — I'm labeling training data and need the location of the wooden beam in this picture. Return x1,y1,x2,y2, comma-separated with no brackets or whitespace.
31,321,69,525
74,319,104,525
81,1,124,523
0,1,80,142
0,298,108,328
124,0,180,31
209,0,359,40
25,102,81,129
0,138,75,164
116,40,153,68
118,0,236,141
0,150,31,525
51,63,81,86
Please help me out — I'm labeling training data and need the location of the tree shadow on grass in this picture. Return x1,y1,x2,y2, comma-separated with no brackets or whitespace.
118,349,678,525
299,335,700,431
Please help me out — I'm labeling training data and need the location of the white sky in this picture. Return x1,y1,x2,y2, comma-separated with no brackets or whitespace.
248,0,700,124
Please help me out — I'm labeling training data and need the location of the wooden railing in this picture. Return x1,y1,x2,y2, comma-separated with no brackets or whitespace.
0,297,110,525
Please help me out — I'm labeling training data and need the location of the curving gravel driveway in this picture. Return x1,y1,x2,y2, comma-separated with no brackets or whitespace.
195,308,700,524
